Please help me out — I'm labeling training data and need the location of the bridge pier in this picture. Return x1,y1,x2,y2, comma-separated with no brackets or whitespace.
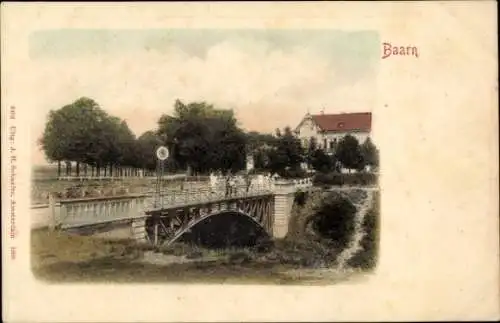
272,181,296,238
131,217,148,244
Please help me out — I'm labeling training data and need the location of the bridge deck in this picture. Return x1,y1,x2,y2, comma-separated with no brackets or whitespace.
145,190,274,215
58,185,275,229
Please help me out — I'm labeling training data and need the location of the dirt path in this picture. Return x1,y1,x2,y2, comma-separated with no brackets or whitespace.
335,190,374,269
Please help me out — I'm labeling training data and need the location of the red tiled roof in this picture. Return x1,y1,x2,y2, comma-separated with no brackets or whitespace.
311,112,372,132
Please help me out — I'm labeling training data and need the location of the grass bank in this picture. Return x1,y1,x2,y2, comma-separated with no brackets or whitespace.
31,229,364,285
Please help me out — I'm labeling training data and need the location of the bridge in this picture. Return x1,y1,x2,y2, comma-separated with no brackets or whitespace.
39,178,315,247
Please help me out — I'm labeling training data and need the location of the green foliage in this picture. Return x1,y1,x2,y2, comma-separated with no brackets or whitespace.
335,134,364,170
278,167,308,179
267,126,304,176
245,131,277,153
360,138,379,168
309,148,333,172
157,100,247,175
309,194,357,250
136,131,164,170
252,148,271,170
308,136,318,151
312,172,378,187
293,190,308,207
40,97,117,167
287,190,325,241
347,192,380,270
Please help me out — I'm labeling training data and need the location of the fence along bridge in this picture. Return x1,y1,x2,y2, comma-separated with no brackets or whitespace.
50,178,313,247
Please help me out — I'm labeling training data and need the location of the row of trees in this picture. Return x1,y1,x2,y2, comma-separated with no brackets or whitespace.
40,97,379,178
39,97,163,177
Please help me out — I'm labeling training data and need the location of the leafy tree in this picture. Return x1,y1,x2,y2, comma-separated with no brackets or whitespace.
245,131,276,173
39,110,70,176
136,131,164,171
268,126,304,177
39,97,146,177
308,136,317,151
245,131,276,153
212,120,247,173
360,138,379,169
304,137,317,168
253,149,266,170
309,148,333,172
335,134,364,171
39,97,111,176
105,118,137,175
157,99,247,175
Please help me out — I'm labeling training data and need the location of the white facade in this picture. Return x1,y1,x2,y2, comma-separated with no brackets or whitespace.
295,114,370,153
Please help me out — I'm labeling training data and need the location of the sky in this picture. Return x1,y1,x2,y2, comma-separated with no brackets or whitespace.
29,29,379,165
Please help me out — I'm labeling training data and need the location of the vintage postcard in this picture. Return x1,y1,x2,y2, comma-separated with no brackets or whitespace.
1,2,499,322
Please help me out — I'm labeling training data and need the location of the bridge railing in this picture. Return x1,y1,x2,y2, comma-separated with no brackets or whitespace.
56,195,149,228
291,177,313,188
147,184,274,210
48,183,274,228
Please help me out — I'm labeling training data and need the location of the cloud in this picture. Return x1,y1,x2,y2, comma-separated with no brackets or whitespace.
30,37,376,164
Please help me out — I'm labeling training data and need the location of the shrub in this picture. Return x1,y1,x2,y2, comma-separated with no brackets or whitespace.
293,190,308,207
278,167,308,179
308,194,357,250
286,191,324,240
266,238,337,267
312,172,378,187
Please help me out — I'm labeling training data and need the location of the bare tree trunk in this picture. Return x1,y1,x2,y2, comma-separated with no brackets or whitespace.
110,164,113,177
76,162,80,177
84,164,88,177
57,161,61,178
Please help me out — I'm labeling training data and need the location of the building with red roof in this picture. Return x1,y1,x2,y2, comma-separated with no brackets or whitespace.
295,111,372,153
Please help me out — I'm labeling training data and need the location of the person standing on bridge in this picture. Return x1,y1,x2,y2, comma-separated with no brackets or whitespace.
244,172,251,193
229,175,236,197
